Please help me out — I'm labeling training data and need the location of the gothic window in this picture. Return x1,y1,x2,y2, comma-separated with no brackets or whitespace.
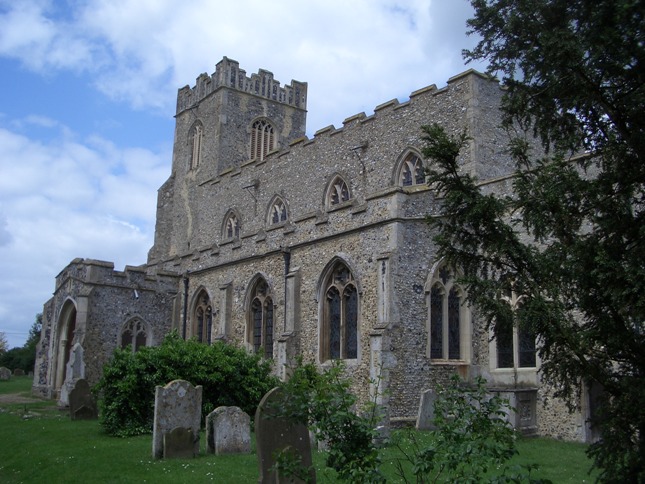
269,197,288,225
248,278,274,358
427,264,470,361
193,290,213,344
321,261,358,361
250,119,275,161
398,152,425,186
327,176,351,207
189,121,203,170
494,288,537,369
120,318,148,353
223,211,240,239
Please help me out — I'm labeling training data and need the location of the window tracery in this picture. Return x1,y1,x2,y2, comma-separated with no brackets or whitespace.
399,152,425,186
269,198,287,225
224,212,240,239
494,287,536,369
120,318,148,353
248,278,274,358
321,261,358,361
327,176,350,207
193,290,213,344
427,264,470,361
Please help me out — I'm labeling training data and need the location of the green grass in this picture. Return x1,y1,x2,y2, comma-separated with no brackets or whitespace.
0,377,597,483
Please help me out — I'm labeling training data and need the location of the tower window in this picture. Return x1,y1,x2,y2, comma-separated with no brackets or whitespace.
250,119,275,161
189,122,203,170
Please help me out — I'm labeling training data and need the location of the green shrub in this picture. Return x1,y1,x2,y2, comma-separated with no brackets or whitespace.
275,359,385,483
94,331,278,437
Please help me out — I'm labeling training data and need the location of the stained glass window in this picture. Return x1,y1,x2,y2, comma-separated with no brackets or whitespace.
323,262,358,360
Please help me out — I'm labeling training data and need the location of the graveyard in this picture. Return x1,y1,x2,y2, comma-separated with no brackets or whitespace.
0,374,597,483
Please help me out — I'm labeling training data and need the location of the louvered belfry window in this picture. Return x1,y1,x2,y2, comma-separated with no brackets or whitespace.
250,119,275,161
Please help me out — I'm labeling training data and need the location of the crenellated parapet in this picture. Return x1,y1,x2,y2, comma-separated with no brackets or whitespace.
176,56,308,114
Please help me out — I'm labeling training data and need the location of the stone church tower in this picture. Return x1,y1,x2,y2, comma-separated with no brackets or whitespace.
33,57,595,443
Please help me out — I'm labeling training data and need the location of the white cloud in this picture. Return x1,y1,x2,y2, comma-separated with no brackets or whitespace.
0,0,488,348
0,123,169,348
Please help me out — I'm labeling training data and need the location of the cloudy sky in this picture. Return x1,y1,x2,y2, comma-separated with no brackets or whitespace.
0,0,486,348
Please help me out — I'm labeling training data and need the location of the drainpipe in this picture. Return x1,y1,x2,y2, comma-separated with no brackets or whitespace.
282,248,291,333
182,274,189,339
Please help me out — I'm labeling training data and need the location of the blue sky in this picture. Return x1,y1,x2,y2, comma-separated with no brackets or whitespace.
0,0,486,348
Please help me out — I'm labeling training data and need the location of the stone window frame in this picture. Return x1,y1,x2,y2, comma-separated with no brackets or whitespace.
191,288,214,344
394,149,426,187
489,286,538,372
266,195,288,227
119,317,150,353
318,257,360,363
424,261,471,363
222,209,241,240
324,174,352,210
245,275,275,359
188,120,204,171
250,118,276,161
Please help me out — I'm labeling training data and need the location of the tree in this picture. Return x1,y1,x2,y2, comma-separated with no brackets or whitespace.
0,331,7,354
0,315,42,372
423,0,644,481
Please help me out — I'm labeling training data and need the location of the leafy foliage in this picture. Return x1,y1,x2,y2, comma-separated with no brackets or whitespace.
94,331,278,437
275,359,385,483
0,314,41,372
393,376,544,483
423,1,645,480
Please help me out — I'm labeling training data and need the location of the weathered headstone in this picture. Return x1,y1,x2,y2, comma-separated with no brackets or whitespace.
416,388,438,430
0,367,11,381
152,379,202,459
206,406,251,454
13,368,25,376
69,378,98,420
164,427,197,459
255,387,315,483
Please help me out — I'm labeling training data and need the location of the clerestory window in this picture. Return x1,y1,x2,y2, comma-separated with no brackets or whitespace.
269,197,288,225
327,176,351,207
250,119,275,161
223,212,240,239
399,152,425,186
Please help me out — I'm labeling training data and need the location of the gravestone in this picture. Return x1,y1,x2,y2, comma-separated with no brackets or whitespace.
255,387,315,483
164,427,197,459
69,378,98,420
13,368,25,376
416,388,438,430
152,379,202,459
0,367,11,380
206,406,251,454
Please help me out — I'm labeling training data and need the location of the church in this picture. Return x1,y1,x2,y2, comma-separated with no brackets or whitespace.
32,57,594,442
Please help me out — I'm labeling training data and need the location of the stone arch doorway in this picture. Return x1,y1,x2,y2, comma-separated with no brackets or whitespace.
53,300,77,397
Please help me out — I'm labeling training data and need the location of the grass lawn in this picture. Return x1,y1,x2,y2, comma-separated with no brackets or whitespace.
1,376,597,483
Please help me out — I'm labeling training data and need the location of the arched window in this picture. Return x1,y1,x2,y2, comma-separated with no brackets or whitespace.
327,176,351,207
426,263,470,361
250,119,275,161
193,290,213,344
189,121,203,170
248,278,274,358
494,287,536,369
321,261,358,361
269,197,288,225
398,152,425,186
223,211,240,239
120,318,148,353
